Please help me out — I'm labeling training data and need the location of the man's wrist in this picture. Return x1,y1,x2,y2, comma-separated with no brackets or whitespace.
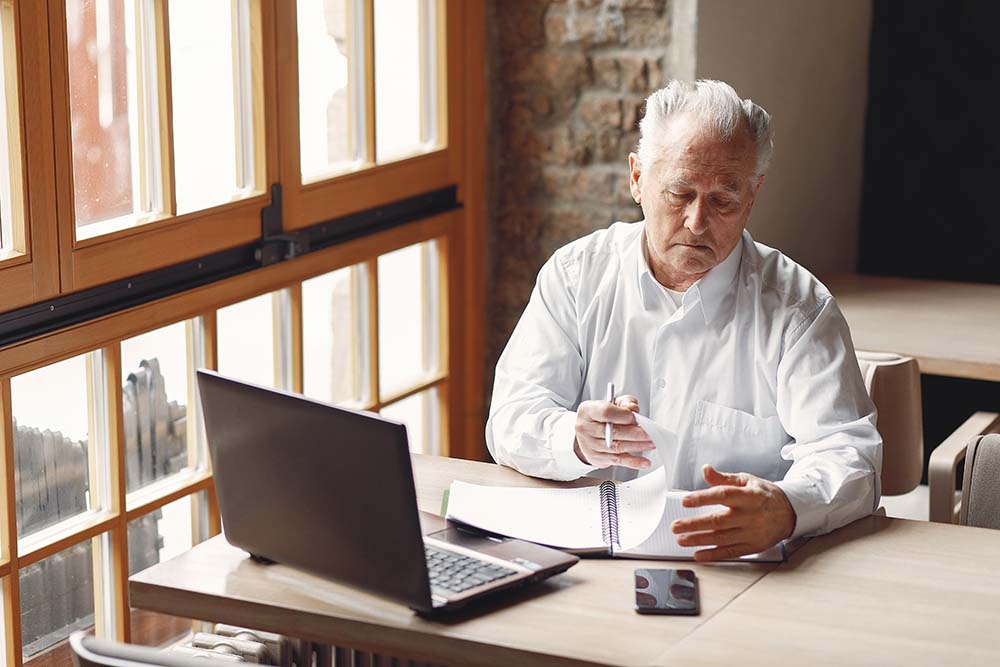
573,439,591,465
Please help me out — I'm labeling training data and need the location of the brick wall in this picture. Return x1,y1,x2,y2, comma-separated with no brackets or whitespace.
486,0,681,402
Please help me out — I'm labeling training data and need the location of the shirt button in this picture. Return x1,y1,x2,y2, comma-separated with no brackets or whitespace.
656,378,666,390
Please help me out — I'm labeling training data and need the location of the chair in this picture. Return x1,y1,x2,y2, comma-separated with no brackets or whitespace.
855,351,924,497
930,420,1000,524
69,631,262,667
955,434,1000,528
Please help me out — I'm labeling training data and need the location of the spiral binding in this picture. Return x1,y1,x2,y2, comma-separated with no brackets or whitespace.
599,480,620,553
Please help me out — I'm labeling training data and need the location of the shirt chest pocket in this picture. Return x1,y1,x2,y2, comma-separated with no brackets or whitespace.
690,400,792,481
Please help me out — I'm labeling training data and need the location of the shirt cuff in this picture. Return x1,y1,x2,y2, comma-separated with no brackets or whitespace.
774,476,827,539
549,410,597,480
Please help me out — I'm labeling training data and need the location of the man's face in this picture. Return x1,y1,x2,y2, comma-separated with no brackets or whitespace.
629,114,763,285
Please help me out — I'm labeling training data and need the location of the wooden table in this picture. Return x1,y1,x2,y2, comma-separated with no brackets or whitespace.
824,273,1000,381
130,455,1000,667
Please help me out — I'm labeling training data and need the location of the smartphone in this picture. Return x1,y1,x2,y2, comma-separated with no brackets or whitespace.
634,568,699,615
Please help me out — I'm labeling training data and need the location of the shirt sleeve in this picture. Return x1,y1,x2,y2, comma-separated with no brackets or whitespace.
773,297,883,538
485,252,597,481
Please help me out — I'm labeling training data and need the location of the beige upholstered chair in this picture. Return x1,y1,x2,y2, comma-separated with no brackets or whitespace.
855,351,924,497
955,434,1000,528
929,417,1000,523
69,632,259,667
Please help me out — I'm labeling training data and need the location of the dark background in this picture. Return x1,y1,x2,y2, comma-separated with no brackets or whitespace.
860,0,1000,479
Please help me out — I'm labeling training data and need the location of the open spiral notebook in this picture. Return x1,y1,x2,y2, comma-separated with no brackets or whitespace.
445,415,793,562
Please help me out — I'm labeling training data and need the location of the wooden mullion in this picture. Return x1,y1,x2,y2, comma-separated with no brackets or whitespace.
0,214,451,378
2,571,20,667
152,0,175,216
124,473,213,523
198,311,222,537
436,231,453,457
373,373,446,412
0,378,22,667
363,0,376,163
366,259,380,405
15,513,117,570
289,283,304,393
103,344,130,641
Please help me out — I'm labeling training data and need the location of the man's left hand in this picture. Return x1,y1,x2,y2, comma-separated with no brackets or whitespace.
671,465,796,562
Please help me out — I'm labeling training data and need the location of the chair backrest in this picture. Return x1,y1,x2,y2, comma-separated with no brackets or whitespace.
855,351,924,496
959,433,1000,529
70,632,258,667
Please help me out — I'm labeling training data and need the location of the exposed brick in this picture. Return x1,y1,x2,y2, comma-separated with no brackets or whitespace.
507,51,592,90
620,56,649,93
579,95,623,128
621,0,668,12
591,55,621,89
488,0,680,381
621,10,671,47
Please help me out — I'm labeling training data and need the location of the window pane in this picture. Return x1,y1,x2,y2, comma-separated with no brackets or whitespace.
378,241,439,399
302,265,370,406
128,492,207,647
11,354,102,540
20,541,95,664
66,0,164,238
374,0,438,163
0,3,24,257
169,0,250,214
380,387,439,455
121,322,200,493
298,0,365,182
218,293,280,389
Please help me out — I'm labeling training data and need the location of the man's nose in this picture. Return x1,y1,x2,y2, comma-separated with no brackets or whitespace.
684,198,709,235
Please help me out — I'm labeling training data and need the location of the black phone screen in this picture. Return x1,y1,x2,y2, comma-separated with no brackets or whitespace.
634,568,699,615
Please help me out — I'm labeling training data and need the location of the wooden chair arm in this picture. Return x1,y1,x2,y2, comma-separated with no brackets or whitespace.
928,411,1000,523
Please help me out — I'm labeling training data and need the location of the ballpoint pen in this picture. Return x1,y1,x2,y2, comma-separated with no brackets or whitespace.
605,382,615,449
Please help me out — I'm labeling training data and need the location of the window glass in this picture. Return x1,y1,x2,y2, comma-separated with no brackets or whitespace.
374,0,438,162
217,293,282,389
298,0,365,182
302,265,370,406
380,387,439,455
128,492,207,647
0,3,24,257
66,0,164,239
120,322,199,493
11,354,102,540
20,541,95,665
378,241,439,399
169,0,251,214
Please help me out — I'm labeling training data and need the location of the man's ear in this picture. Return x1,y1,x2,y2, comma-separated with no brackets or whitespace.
628,153,642,203
754,174,765,195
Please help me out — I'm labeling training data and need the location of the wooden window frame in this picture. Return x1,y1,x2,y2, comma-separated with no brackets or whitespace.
46,0,280,292
0,0,488,661
0,1,60,313
275,0,464,231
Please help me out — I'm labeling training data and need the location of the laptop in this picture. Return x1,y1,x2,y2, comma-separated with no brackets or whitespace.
196,370,579,614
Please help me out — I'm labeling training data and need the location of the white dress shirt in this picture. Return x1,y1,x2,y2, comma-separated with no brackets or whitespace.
486,221,882,539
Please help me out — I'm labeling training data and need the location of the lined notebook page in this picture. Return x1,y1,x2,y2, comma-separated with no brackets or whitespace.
615,468,669,551
446,481,605,550
616,491,723,558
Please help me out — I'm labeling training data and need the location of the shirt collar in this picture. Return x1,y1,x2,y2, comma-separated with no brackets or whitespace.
635,222,745,323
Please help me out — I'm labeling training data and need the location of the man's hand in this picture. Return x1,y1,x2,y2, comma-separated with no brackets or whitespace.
574,394,653,469
671,465,796,561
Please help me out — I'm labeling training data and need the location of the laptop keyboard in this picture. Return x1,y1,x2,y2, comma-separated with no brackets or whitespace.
425,545,518,594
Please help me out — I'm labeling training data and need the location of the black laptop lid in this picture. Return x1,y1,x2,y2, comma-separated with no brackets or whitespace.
196,369,432,610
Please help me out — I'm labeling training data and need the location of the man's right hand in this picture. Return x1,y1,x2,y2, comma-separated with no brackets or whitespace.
573,395,654,469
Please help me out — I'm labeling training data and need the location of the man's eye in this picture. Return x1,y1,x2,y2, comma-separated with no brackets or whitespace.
666,191,689,203
712,197,736,210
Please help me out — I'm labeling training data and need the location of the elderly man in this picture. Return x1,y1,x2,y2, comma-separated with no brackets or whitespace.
486,79,882,561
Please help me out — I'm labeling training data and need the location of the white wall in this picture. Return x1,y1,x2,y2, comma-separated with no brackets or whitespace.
695,0,872,273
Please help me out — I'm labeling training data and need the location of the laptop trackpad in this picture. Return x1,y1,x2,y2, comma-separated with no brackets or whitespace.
427,525,510,550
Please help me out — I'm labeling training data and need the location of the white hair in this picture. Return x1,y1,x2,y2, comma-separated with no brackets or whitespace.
636,79,774,178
